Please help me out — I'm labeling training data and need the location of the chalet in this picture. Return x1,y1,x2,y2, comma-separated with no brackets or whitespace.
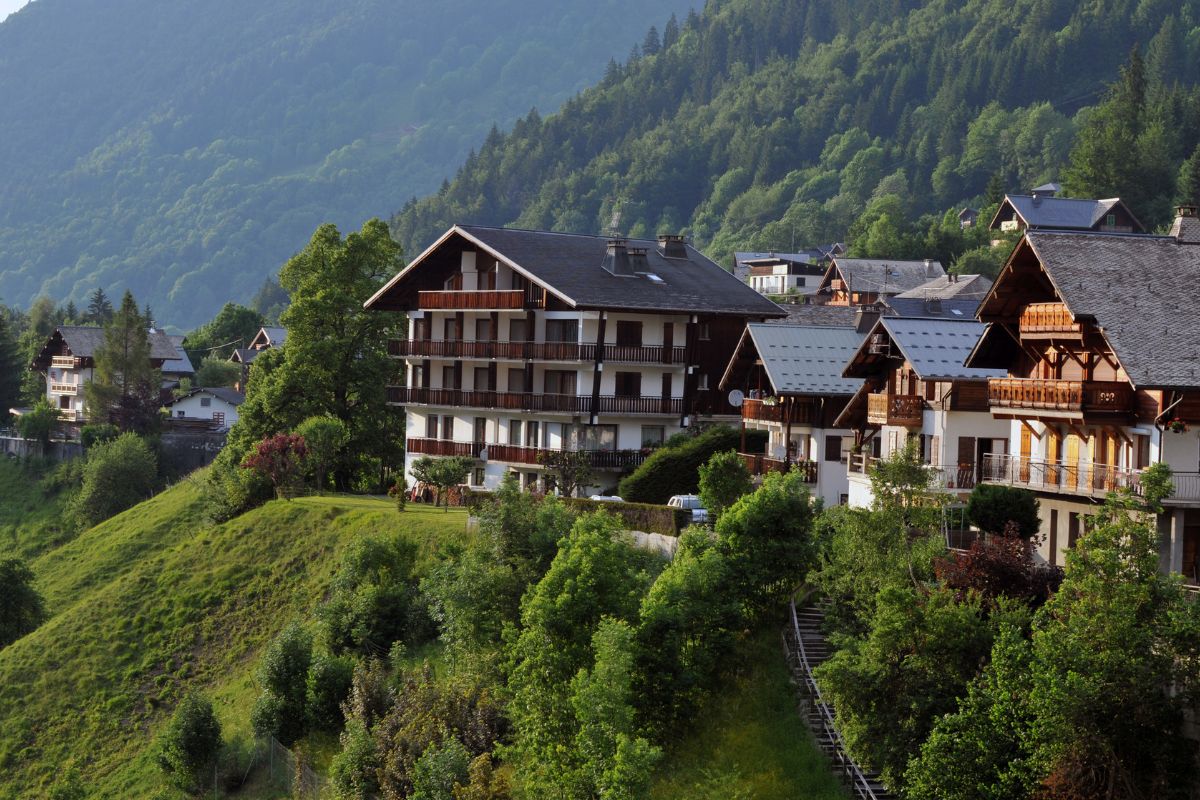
161,335,195,391
365,225,786,494
958,207,979,228
989,183,1145,235
733,243,844,282
229,326,287,391
885,273,993,319
164,387,244,429
836,317,1008,508
815,257,945,306
741,254,826,297
30,325,180,423
967,207,1200,579
719,324,866,506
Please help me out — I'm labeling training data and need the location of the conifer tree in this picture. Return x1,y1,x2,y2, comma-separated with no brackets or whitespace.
85,290,160,432
1177,143,1200,207
641,25,660,57
0,314,22,420
85,287,114,325
662,13,680,49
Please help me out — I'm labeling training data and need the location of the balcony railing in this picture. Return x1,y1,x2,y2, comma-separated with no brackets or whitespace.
389,338,687,364
405,438,647,470
741,397,816,425
388,386,683,415
50,355,77,368
978,452,1200,503
1018,303,1083,337
58,409,83,422
416,289,542,310
866,393,924,426
738,453,818,483
49,382,78,395
847,453,978,492
988,378,1133,416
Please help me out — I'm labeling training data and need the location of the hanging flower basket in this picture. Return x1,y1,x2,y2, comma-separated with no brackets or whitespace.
1169,418,1190,434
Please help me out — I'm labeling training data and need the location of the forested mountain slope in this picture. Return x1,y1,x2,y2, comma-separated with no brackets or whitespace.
393,0,1200,263
0,0,689,326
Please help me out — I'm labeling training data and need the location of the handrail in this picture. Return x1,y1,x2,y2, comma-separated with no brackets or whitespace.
786,595,893,800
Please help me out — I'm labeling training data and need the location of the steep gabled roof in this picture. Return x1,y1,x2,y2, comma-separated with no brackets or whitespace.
721,324,866,396
819,257,945,297
161,335,195,375
978,231,1200,389
845,317,1003,381
989,194,1145,233
893,273,992,300
250,326,287,349
166,387,245,407
367,225,786,317
230,348,259,364
33,325,180,368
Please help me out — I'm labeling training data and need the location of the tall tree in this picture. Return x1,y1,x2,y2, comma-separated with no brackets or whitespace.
84,290,160,432
183,302,265,362
0,314,22,420
85,288,114,326
226,219,405,490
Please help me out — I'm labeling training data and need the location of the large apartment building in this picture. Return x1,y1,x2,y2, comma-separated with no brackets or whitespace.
967,208,1200,579
364,225,785,493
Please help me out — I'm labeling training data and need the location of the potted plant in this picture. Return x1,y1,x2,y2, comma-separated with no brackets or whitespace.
1168,418,1190,434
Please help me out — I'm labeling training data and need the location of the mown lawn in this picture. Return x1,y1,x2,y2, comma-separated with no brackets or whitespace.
650,623,849,800
0,484,468,800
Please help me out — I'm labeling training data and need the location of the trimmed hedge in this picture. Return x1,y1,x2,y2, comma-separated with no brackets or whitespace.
617,426,766,504
562,498,690,536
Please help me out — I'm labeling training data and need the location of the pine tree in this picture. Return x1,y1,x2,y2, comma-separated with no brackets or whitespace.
1178,143,1200,206
85,287,114,325
64,300,78,322
984,170,1007,206
84,290,160,432
0,314,22,420
641,25,661,57
662,14,680,49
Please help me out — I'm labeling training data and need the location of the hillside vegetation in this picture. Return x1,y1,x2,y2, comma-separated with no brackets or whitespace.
393,0,1200,264
0,0,689,326
0,480,469,799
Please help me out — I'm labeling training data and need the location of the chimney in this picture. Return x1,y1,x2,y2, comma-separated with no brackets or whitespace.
854,305,881,333
658,233,688,259
627,246,649,273
924,258,935,278
603,238,635,276
1170,205,1200,244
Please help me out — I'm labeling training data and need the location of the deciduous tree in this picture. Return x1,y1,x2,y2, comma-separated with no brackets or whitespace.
241,433,308,499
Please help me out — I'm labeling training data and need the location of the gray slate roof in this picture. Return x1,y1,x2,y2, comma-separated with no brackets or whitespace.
885,297,983,320
56,325,180,360
771,303,861,327
894,274,992,300
827,257,945,296
166,387,245,407
381,226,786,317
161,335,195,376
745,324,867,395
1001,194,1127,230
230,348,259,364
1023,231,1200,388
875,318,1003,381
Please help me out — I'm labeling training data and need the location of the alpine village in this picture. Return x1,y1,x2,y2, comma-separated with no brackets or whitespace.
4,2,1200,799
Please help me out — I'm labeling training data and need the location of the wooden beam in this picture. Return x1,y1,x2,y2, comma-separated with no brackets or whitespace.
1066,422,1088,442
1020,419,1043,441
1106,425,1132,447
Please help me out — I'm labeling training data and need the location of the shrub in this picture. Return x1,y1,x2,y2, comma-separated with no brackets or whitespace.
935,526,1062,607
69,432,158,528
202,443,273,523
241,432,308,499
410,736,472,800
252,623,312,745
156,693,222,793
15,399,58,448
561,498,689,535
617,426,765,504
307,654,355,731
318,536,420,655
0,557,47,648
79,422,119,449
697,449,753,521
967,484,1040,539
330,718,381,800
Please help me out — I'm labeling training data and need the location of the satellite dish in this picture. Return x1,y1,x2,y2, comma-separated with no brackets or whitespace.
727,389,745,408
479,447,489,462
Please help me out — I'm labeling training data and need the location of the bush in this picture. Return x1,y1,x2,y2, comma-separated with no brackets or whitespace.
0,557,47,648
697,449,753,521
561,498,689,535
330,718,381,800
410,736,472,800
156,693,222,793
617,426,765,504
307,654,354,731
967,484,1040,539
79,423,119,449
201,444,273,523
252,623,312,745
69,432,158,528
318,536,420,655
15,399,59,448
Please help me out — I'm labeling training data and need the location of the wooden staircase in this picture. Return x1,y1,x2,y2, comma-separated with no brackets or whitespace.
783,598,897,800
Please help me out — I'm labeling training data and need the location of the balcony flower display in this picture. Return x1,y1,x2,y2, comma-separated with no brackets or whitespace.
1168,418,1190,433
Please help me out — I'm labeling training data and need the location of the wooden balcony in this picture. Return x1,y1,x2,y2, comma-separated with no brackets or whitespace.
1018,303,1083,338
388,386,683,416
406,438,647,470
866,393,924,426
389,338,687,364
416,289,534,310
988,378,1133,418
738,453,818,483
58,409,83,422
741,397,816,425
49,382,78,395
50,355,78,368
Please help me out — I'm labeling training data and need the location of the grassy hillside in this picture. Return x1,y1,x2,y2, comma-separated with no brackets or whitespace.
0,482,468,799
0,458,75,562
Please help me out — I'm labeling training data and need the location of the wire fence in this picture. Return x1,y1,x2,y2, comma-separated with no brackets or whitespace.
261,735,327,799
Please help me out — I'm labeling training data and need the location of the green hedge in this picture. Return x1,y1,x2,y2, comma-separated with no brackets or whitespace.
617,426,766,504
562,498,690,536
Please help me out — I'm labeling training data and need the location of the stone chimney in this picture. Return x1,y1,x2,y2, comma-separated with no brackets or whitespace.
1170,205,1200,244
603,238,635,276
854,305,881,333
627,246,649,273
924,258,935,278
657,233,688,259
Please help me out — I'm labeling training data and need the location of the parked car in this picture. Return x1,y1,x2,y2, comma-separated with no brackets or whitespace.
589,494,625,503
667,494,709,523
